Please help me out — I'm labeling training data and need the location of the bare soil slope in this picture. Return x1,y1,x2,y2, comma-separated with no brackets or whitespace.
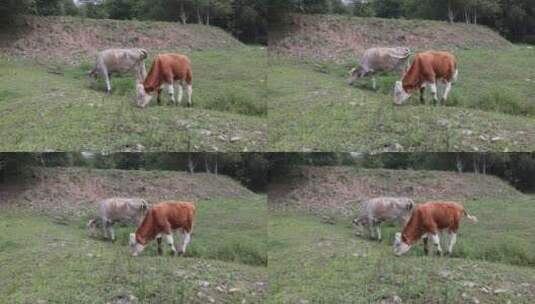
268,166,523,216
269,14,512,63
0,16,243,64
0,167,257,216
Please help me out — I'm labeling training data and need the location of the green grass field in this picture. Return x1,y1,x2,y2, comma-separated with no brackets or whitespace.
0,197,267,303
0,46,267,152
268,198,535,303
268,46,535,152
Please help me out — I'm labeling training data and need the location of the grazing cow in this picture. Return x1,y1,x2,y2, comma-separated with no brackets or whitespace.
86,197,149,242
393,201,478,257
352,196,415,241
89,48,148,93
348,47,411,90
393,51,458,105
136,53,193,108
129,201,196,257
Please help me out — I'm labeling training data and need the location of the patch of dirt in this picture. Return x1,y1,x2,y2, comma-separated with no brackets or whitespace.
268,166,524,216
0,16,243,65
269,14,512,64
0,167,257,217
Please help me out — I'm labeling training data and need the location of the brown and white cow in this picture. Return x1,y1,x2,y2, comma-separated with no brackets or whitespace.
393,201,477,257
136,53,193,108
352,196,415,241
393,51,458,105
129,201,196,257
87,197,149,242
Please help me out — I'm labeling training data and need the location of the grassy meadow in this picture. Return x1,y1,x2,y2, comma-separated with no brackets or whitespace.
268,198,535,303
0,197,267,303
268,46,535,152
0,46,267,152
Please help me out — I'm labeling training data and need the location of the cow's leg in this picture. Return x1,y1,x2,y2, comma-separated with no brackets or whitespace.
372,77,377,91
375,224,382,241
447,232,457,256
420,87,426,104
186,84,193,107
442,81,452,102
166,83,175,105
430,233,442,256
157,88,163,105
368,224,375,240
176,82,184,106
165,233,177,256
102,67,111,94
422,234,430,255
156,236,163,255
429,82,438,105
109,225,115,242
179,230,191,255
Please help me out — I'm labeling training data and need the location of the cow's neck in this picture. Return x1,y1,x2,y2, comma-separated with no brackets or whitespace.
143,62,161,93
401,214,424,245
135,214,158,245
402,73,423,93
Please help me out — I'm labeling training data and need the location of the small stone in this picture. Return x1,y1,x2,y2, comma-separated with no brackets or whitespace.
216,286,225,293
198,280,210,288
479,135,488,141
438,269,451,278
437,118,450,127
229,288,240,293
462,129,473,136
218,135,227,141
462,281,476,288
230,136,241,142
493,288,509,294
480,287,489,294
208,296,215,303
199,129,212,136
491,136,503,142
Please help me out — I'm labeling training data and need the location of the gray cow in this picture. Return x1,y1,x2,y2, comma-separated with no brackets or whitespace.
347,47,410,90
87,197,149,241
88,48,148,93
352,196,415,241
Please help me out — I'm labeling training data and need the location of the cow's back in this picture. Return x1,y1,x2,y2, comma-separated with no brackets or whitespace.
156,54,192,83
151,201,196,233
416,51,456,80
418,201,464,230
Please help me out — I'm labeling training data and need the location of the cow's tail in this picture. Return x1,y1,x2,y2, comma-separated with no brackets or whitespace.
463,210,478,222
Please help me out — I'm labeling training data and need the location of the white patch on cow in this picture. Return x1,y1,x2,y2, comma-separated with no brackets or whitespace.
443,82,452,101
180,231,191,254
177,83,184,104
129,232,145,256
136,83,152,108
166,84,175,103
165,233,177,254
187,85,193,106
393,232,412,256
447,232,457,255
428,82,438,103
393,81,410,105
431,233,442,255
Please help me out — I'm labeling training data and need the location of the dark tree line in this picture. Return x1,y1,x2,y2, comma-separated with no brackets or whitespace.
0,0,267,44
271,0,535,44
0,153,269,192
268,153,535,192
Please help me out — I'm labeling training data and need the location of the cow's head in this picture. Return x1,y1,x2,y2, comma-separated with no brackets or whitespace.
393,81,411,105
129,233,145,256
136,83,152,108
393,232,412,256
347,67,366,85
86,219,99,236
